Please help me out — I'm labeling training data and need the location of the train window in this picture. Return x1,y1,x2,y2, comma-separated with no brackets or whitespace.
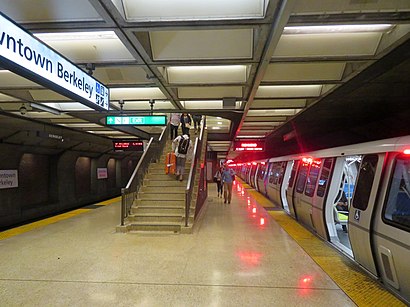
305,160,321,197
288,160,299,188
383,155,410,231
295,162,309,194
258,164,266,180
352,154,378,211
317,158,334,197
278,162,287,185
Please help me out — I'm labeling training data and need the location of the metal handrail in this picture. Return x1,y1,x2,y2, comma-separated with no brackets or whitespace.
185,137,199,226
120,124,169,226
184,117,206,227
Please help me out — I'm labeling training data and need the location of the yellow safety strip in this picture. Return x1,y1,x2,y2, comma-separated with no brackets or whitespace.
0,197,120,241
240,180,406,307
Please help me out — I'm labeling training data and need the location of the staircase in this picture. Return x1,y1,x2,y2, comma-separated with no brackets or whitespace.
119,141,197,233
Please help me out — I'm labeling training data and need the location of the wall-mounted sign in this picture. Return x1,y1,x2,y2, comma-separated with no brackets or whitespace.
0,170,18,189
97,168,108,179
113,140,144,152
234,140,265,152
0,12,109,111
106,115,167,126
37,131,63,141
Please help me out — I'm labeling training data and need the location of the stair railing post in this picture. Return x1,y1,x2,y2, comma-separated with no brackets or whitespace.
121,188,127,226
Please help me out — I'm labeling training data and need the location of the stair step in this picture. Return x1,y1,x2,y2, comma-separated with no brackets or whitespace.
128,222,181,233
128,214,183,223
135,199,185,207
131,206,184,214
144,179,187,187
140,186,186,194
137,193,185,201
145,174,177,181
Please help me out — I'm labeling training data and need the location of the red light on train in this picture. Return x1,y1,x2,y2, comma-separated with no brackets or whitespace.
252,162,257,165
404,149,410,155
302,157,313,164
260,218,265,225
252,207,257,213
261,162,266,165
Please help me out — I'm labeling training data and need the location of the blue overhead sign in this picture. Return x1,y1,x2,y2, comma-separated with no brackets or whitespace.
0,12,109,111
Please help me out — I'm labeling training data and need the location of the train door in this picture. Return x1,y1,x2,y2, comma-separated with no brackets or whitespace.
266,162,280,206
312,158,335,240
257,162,267,195
280,161,292,214
250,163,258,188
325,155,361,256
372,152,410,302
285,160,299,218
293,159,311,226
349,154,385,276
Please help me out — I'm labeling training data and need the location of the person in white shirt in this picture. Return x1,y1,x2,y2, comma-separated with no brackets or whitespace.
170,113,181,140
172,134,192,181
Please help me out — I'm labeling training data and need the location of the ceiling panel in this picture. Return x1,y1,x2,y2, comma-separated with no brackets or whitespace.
274,33,382,58
256,85,322,98
111,100,174,110
123,0,267,21
110,88,166,100
166,65,248,84
292,0,410,15
0,0,102,23
93,66,150,85
263,62,346,82
150,29,253,60
35,32,135,63
251,99,307,109
179,86,242,99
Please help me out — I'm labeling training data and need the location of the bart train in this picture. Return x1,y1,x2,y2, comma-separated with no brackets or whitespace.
232,135,410,304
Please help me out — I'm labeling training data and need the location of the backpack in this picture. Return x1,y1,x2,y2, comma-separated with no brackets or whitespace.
178,137,190,154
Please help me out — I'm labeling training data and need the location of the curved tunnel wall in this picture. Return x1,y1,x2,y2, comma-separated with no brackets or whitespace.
0,143,138,229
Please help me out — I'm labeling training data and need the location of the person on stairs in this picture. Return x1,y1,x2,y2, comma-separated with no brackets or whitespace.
170,112,181,140
172,133,192,181
180,113,192,135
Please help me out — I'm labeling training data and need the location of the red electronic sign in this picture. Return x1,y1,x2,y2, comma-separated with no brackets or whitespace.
113,140,144,151
234,140,265,152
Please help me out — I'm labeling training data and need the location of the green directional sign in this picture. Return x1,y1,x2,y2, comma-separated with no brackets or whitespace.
106,115,167,126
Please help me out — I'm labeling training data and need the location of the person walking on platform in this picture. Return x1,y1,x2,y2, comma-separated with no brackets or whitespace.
180,113,192,135
214,166,223,198
170,113,181,140
221,164,236,204
172,133,192,181
192,114,202,134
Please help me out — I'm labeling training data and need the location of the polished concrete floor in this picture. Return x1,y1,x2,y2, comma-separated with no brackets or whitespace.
0,182,355,306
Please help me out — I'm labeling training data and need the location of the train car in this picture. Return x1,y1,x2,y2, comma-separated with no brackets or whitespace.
237,136,410,304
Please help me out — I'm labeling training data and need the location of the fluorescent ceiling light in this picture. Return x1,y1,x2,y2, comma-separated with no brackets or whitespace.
30,102,61,115
43,102,94,111
60,123,103,128
34,31,118,41
284,24,393,35
236,135,265,138
167,65,246,73
87,131,127,135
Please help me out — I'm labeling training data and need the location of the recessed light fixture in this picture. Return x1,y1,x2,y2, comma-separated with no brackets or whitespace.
284,24,393,35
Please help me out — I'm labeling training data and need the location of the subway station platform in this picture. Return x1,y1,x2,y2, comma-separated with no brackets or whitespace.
0,180,404,306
